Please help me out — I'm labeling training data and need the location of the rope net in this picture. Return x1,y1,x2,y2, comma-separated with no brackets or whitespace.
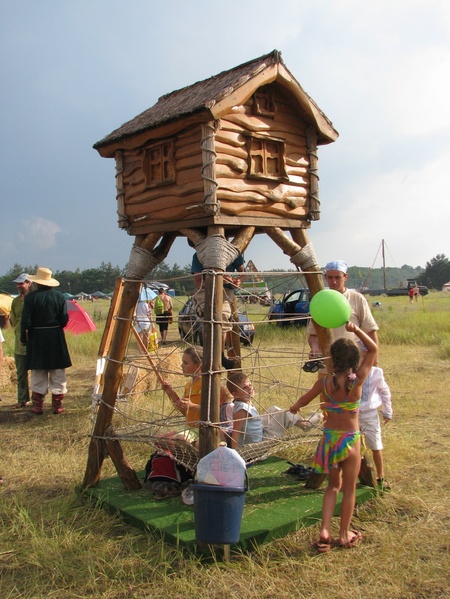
91,269,327,473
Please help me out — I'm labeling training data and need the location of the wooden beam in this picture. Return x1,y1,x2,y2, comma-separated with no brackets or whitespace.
92,277,125,400
115,151,127,229
230,226,255,254
198,226,224,458
97,277,124,360
178,228,206,246
83,279,140,488
105,432,142,491
138,232,163,253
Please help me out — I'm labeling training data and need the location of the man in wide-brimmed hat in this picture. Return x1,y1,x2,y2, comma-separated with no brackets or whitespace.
10,273,33,408
20,267,72,415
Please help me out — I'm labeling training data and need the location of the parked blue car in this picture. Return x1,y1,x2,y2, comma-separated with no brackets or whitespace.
268,288,310,326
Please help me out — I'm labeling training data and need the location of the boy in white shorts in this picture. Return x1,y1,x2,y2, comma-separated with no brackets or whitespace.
359,366,393,489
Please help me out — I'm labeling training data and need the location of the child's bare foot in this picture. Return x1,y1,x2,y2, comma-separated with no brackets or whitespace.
339,529,362,548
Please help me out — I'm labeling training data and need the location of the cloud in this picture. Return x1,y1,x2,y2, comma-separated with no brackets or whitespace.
18,217,61,251
313,149,450,269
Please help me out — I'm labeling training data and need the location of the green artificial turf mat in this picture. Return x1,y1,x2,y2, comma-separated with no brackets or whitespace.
83,457,376,551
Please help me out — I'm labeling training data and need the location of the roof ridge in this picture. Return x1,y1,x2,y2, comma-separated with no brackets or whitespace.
157,49,281,103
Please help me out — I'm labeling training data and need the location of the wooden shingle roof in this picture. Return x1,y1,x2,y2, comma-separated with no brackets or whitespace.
94,50,338,155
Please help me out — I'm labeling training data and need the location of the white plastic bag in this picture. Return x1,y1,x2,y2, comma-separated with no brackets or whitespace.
197,443,246,487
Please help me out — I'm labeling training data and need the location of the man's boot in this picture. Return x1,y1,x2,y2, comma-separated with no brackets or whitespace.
30,392,44,415
52,394,65,414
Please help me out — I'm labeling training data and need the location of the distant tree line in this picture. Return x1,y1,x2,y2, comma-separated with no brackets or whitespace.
323,256,450,291
350,255,450,291
1,254,448,296
0,261,195,296
346,265,423,290
416,254,450,290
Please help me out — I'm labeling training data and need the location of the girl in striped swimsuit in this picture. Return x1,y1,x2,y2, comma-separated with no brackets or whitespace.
290,322,378,551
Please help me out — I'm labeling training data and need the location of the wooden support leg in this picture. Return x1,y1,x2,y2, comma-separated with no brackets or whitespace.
304,472,328,489
358,455,377,487
198,227,225,458
105,433,142,491
199,268,223,458
83,279,141,489
84,233,176,489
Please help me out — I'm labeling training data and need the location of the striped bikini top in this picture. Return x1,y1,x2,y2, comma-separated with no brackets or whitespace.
322,376,360,413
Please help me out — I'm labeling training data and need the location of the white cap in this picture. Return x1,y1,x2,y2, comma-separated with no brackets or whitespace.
325,261,348,274
13,273,30,283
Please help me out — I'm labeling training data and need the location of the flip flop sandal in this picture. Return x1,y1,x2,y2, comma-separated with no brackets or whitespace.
339,530,362,548
315,538,334,553
285,462,311,476
285,462,302,475
153,482,180,500
297,466,314,481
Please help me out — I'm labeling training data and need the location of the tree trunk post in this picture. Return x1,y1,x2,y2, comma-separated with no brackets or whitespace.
198,226,224,457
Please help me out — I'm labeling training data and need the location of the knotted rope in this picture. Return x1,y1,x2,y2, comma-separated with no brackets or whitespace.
290,242,319,270
126,245,160,279
195,234,240,270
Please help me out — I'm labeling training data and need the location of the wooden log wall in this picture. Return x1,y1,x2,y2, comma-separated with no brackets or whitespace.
118,83,314,233
118,126,206,228
214,86,311,219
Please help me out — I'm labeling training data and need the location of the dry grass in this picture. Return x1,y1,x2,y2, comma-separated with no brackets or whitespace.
0,294,450,598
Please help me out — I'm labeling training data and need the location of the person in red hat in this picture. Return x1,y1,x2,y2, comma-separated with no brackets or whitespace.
20,267,72,415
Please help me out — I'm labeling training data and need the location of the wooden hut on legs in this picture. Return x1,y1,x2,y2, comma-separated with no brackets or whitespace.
83,49,339,490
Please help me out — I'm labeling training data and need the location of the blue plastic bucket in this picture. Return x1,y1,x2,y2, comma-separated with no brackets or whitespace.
191,483,246,544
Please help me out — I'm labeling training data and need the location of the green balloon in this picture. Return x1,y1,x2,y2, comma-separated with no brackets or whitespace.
309,289,352,328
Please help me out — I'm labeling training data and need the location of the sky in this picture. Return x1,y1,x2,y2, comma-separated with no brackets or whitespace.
1,0,449,277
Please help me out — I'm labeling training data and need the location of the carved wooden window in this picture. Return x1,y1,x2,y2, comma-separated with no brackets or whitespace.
252,86,276,116
144,140,175,187
247,135,287,181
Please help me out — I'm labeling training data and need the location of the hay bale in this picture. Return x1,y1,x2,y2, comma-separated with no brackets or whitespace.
125,348,182,395
0,357,16,390
110,348,183,433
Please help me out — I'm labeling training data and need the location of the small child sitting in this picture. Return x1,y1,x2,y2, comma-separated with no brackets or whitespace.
227,372,263,449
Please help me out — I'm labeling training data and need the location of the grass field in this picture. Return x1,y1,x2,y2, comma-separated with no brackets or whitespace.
1,292,449,598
